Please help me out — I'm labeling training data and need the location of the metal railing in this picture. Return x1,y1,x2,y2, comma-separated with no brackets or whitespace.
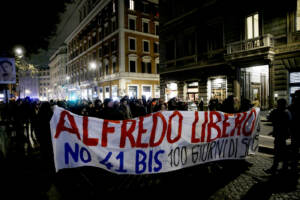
226,34,274,54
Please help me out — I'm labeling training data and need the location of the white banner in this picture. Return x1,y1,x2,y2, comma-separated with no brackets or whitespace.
50,106,260,174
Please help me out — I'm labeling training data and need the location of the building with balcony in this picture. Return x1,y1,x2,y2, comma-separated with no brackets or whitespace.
159,0,300,109
49,46,68,100
65,0,159,101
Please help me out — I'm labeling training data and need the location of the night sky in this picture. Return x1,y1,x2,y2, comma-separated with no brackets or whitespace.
0,0,72,59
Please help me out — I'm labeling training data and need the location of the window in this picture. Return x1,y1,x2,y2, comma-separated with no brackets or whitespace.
155,23,159,35
142,62,151,73
104,43,109,55
112,1,116,13
129,60,136,72
88,37,92,47
111,39,117,52
129,38,136,51
98,47,102,57
129,18,136,30
99,87,103,101
98,62,102,76
98,28,103,40
143,21,149,33
112,17,117,31
246,13,259,39
154,42,159,53
290,72,300,96
128,85,138,98
143,40,150,52
142,86,151,100
105,86,110,98
105,63,109,75
129,0,134,10
112,61,117,73
142,3,150,14
297,0,300,31
92,34,97,45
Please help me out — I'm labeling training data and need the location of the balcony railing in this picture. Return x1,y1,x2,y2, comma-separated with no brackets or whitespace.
226,34,274,54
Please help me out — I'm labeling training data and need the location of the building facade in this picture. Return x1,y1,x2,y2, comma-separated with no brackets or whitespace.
18,70,39,99
49,46,68,99
38,67,51,100
159,0,300,109
65,0,159,101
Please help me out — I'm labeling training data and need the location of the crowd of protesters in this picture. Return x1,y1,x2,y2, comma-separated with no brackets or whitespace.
0,91,299,175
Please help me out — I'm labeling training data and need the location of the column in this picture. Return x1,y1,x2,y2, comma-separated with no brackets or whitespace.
160,79,166,102
177,81,185,101
269,62,274,108
232,65,241,101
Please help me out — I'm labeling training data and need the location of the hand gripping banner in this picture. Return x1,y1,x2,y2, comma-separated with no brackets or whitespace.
50,106,260,174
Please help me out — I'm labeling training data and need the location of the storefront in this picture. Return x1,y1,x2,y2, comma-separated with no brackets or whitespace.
290,72,300,99
99,87,103,101
240,65,269,109
104,86,110,99
207,76,227,103
142,85,152,100
187,82,199,101
128,85,138,98
112,85,118,100
165,82,178,101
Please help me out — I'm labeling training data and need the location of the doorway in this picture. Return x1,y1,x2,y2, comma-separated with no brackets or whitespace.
240,65,269,109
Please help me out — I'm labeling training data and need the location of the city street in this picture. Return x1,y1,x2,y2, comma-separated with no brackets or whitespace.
1,0,300,199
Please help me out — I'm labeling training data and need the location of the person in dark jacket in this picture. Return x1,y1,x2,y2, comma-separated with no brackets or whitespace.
289,90,300,173
36,102,54,170
168,97,178,111
100,98,124,120
265,98,291,174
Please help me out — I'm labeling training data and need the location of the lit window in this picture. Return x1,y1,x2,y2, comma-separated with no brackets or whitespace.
246,13,259,39
129,0,134,10
113,1,116,13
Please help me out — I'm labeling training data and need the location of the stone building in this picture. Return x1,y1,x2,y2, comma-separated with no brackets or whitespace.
159,0,300,109
49,46,68,100
38,67,51,100
65,0,159,100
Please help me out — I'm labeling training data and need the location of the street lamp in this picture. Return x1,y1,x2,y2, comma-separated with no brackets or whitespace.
14,47,24,58
89,61,97,70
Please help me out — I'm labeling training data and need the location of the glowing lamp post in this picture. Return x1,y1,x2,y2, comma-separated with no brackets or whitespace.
89,62,97,70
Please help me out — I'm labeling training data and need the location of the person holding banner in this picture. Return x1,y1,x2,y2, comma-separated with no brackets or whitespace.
265,98,291,174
